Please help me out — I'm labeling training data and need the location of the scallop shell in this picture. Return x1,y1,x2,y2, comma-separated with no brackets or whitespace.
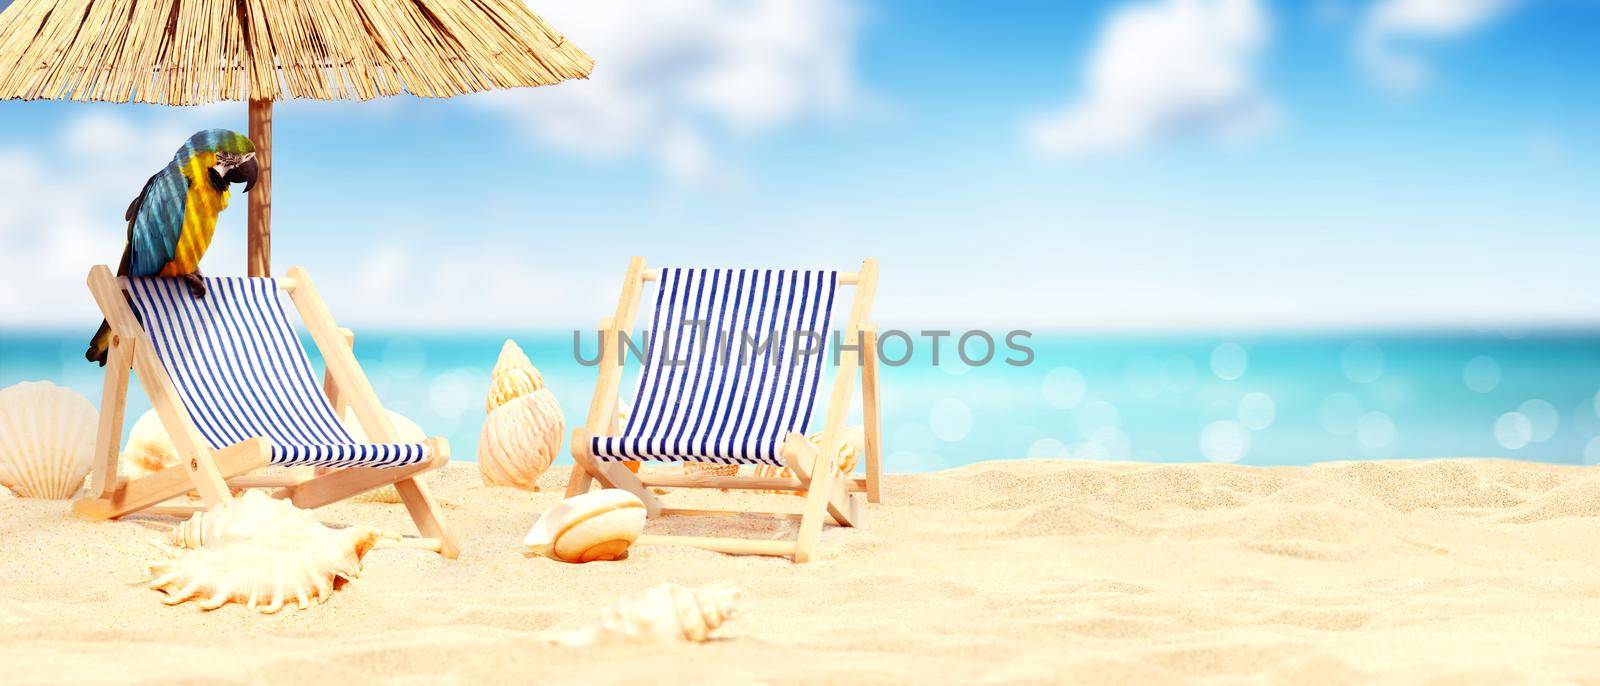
486,340,546,412
150,490,393,613
524,488,646,563
121,409,179,480
548,583,742,645
0,381,97,499
753,426,866,494
479,388,565,490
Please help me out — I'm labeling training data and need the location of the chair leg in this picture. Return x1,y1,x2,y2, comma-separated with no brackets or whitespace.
570,429,663,515
862,326,884,504
563,462,595,498
73,438,270,520
277,438,458,557
784,434,859,528
393,476,459,559
90,337,133,498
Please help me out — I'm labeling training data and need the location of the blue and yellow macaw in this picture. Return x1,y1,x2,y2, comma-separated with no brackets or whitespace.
86,129,259,366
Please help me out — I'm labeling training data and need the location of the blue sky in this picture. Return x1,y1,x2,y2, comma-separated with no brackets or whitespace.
1,0,1596,332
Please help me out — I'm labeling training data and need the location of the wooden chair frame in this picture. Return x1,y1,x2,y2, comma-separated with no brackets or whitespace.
71,265,460,558
563,257,883,562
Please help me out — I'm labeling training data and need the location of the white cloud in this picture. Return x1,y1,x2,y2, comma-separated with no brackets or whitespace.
1356,0,1519,92
0,112,214,328
317,243,606,330
1026,0,1276,158
472,0,865,180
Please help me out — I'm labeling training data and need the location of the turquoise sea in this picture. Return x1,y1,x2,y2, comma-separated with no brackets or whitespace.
3,329,1598,471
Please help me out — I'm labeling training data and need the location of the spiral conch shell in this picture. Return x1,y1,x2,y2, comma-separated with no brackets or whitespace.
547,583,742,645
0,381,97,499
752,426,866,494
150,490,393,613
486,340,547,413
480,390,565,489
524,488,646,563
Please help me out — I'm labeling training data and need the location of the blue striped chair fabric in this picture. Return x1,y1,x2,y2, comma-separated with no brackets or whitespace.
591,267,839,467
123,276,430,468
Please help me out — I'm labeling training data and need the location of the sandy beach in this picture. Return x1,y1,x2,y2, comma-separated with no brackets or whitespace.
3,458,1598,685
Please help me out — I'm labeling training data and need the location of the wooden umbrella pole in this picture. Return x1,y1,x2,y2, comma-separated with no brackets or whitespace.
247,99,273,278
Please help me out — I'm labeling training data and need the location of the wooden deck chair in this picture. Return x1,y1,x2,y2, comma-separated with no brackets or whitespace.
72,265,459,558
564,257,883,563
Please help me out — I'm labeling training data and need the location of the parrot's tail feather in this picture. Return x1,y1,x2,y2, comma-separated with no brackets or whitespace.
86,320,112,367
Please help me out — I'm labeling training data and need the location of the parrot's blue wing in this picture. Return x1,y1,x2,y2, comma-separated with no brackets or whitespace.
126,162,188,277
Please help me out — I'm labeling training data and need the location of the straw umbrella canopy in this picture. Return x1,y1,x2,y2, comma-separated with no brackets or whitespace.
0,0,592,276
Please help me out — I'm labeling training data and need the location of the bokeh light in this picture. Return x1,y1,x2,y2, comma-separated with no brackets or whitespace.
1494,412,1533,450
1585,437,1600,466
1200,420,1250,462
1092,427,1133,460
1162,355,1198,392
1237,391,1276,430
1356,411,1396,455
1068,441,1111,460
1027,438,1068,459
1210,343,1248,381
1042,366,1087,410
1076,400,1121,441
1462,355,1500,393
427,368,481,420
1319,392,1364,436
1125,356,1164,399
929,397,973,442
382,335,427,380
1341,340,1385,384
1517,399,1559,443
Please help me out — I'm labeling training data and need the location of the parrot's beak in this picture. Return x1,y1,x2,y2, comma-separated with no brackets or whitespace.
229,152,260,194
212,152,259,193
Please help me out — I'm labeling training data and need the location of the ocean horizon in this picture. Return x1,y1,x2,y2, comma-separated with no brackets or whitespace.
5,327,1597,472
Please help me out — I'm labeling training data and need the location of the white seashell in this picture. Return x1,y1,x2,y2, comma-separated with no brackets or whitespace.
479,388,564,490
524,488,646,563
486,340,546,412
150,490,392,613
121,409,179,480
0,381,97,499
548,583,742,645
168,488,323,549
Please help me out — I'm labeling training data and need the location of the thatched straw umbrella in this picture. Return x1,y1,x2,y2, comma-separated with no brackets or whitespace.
0,0,591,276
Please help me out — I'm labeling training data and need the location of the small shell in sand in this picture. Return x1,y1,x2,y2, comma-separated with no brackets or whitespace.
479,389,565,490
0,381,97,499
151,490,392,613
486,340,547,412
121,409,179,480
548,583,742,645
524,488,646,563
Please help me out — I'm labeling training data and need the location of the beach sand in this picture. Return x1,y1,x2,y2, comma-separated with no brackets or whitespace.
3,458,1598,685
